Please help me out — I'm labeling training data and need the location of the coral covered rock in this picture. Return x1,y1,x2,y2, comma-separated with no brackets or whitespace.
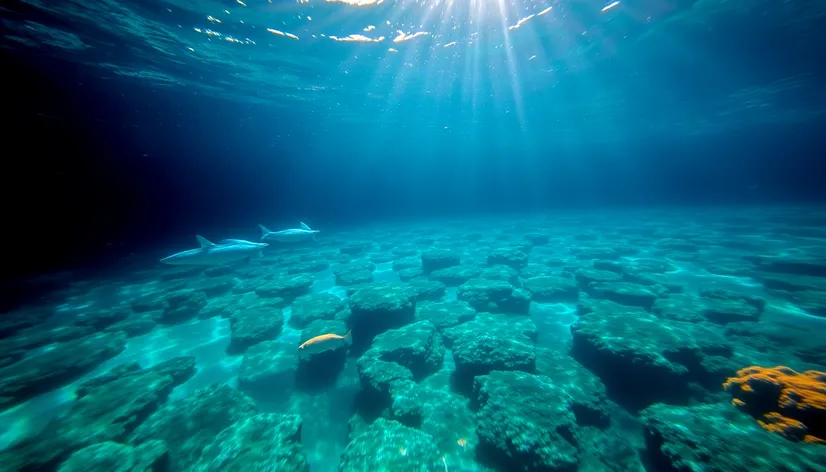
227,307,284,354
452,328,536,393
238,339,298,403
474,370,579,472
192,413,308,471
356,356,414,417
481,264,522,284
348,283,416,352
255,274,314,300
289,293,347,329
429,265,482,286
354,321,443,424
335,269,374,286
388,379,424,427
590,282,658,310
129,384,258,471
363,320,444,380
457,278,531,314
652,294,707,323
0,331,127,411
442,312,537,348
398,266,423,281
1,357,194,471
156,289,207,324
523,276,579,303
57,441,168,472
0,324,96,368
643,402,826,471
723,365,826,444
198,297,240,320
421,248,461,273
487,247,529,270
535,347,611,428
339,418,443,471
575,269,623,288
699,288,765,324
188,276,236,298
392,256,421,271
572,299,734,410
407,277,447,301
415,300,476,331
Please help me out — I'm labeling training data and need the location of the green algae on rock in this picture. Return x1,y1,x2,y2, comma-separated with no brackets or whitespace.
643,402,826,472
474,370,579,472
339,418,443,472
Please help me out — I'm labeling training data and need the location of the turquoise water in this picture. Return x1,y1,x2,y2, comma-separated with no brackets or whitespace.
2,0,826,471
2,207,826,470
5,0,823,140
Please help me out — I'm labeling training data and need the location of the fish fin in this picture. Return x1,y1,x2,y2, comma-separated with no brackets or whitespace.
343,330,352,345
196,235,215,248
258,224,271,239
300,222,312,231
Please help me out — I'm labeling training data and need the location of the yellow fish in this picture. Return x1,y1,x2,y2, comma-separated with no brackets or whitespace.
298,330,351,354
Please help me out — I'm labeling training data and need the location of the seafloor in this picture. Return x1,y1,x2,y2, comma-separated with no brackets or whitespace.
1,207,826,472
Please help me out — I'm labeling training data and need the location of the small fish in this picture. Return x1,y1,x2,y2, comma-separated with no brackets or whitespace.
298,330,351,354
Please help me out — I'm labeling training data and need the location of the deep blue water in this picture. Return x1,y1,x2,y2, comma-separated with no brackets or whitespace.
2,1,826,471
3,0,826,280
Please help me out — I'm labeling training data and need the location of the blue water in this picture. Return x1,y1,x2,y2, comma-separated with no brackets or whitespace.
2,208,826,471
2,0,826,471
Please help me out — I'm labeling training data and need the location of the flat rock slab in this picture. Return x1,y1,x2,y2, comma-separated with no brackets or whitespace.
0,331,127,411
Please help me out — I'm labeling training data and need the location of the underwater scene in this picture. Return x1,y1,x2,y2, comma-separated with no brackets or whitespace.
2,0,826,471
4,210,826,472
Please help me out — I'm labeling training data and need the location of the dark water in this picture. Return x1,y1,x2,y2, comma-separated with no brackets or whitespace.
1,0,826,471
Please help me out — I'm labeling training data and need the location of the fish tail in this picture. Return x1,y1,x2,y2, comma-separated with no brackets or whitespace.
343,330,352,345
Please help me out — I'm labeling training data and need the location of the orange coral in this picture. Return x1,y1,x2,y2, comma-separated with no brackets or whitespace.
723,366,826,445
758,412,808,440
804,435,826,446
